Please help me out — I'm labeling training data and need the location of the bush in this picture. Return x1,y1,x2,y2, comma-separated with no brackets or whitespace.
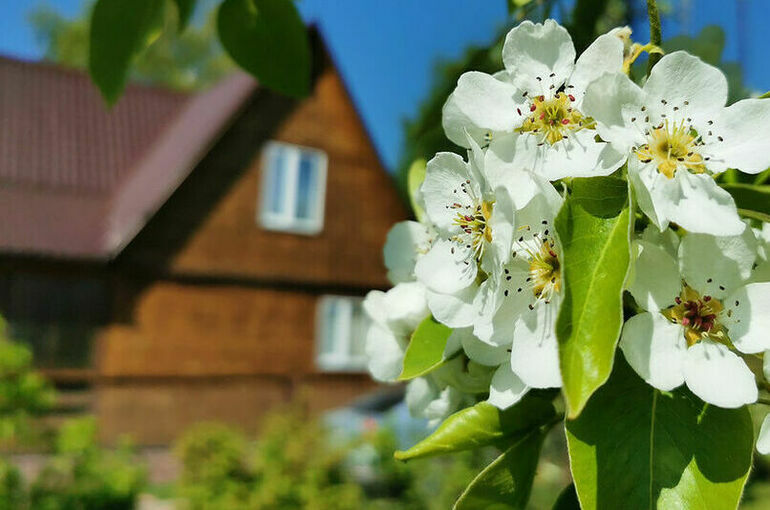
29,417,146,510
0,458,26,510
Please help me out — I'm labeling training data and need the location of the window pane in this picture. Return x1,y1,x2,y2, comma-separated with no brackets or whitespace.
320,299,339,356
349,302,367,358
267,148,287,215
295,152,318,220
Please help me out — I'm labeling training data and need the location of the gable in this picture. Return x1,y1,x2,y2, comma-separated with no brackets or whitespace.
117,41,408,289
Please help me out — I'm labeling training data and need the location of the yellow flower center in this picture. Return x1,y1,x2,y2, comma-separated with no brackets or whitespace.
452,201,493,259
517,92,589,145
528,239,561,300
636,120,706,179
662,284,724,347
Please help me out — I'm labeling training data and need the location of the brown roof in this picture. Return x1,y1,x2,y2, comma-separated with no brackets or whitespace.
0,57,257,259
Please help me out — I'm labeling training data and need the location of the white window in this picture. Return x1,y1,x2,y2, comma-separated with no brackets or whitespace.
315,295,369,372
259,141,327,235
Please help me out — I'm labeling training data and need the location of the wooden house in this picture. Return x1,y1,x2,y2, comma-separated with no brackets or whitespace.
0,32,407,444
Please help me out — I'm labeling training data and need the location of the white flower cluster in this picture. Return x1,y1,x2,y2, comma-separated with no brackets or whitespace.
364,20,770,437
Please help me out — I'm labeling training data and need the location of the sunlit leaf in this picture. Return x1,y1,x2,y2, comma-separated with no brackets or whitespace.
398,317,451,380
407,158,427,221
395,395,555,461
217,0,311,98
88,0,165,105
555,177,631,418
567,357,753,510
453,427,545,510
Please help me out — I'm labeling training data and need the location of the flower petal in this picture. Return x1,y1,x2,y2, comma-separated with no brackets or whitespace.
460,329,510,367
384,221,433,284
488,363,530,410
582,71,645,150
381,282,430,335
510,300,562,388
656,171,745,236
568,32,624,102
620,312,687,392
721,282,770,354
502,19,575,95
441,71,521,147
683,340,757,408
703,98,770,174
522,128,627,180
421,152,479,232
365,324,406,382
628,240,681,312
628,160,669,231
643,51,727,123
758,414,770,455
426,284,479,329
415,239,477,295
679,229,756,298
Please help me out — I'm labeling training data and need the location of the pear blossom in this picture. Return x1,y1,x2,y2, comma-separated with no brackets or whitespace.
583,51,770,235
621,229,770,408
384,220,434,284
476,190,565,409
758,414,770,455
442,20,626,180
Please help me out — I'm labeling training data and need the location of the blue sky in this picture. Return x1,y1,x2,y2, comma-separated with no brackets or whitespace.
0,0,768,171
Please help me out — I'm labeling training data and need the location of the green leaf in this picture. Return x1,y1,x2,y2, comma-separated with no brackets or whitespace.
566,357,753,510
398,317,452,380
217,0,311,98
172,0,196,31
759,90,770,99
395,395,555,461
552,484,580,510
555,177,631,418
407,158,427,222
721,183,770,220
453,427,546,510
88,0,166,105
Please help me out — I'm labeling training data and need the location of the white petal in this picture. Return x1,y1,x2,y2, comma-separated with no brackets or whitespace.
656,171,745,236
758,415,770,455
443,327,464,358
721,282,770,354
620,312,687,391
382,282,429,335
476,262,533,345
461,329,510,366
523,128,626,180
683,340,757,408
704,98,770,174
442,91,498,149
441,72,522,147
363,290,388,327
629,160,669,231
502,20,575,95
568,32,624,103
582,72,644,150
405,377,439,417
365,325,406,382
643,51,727,123
679,229,756,298
488,363,530,410
415,239,477,295
426,285,479,329
421,152,479,232
628,240,681,312
384,221,432,284
639,224,680,258
510,300,562,388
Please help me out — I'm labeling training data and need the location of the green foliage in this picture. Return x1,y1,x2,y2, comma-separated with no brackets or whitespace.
88,0,166,105
395,396,555,461
566,357,753,510
399,317,452,380
30,417,147,510
0,337,55,446
0,459,26,510
453,427,546,510
721,183,770,223
217,0,311,98
407,158,427,222
172,0,197,31
31,0,236,92
555,177,631,418
551,484,580,510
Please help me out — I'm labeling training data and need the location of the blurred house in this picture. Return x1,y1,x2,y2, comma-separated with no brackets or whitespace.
0,33,407,444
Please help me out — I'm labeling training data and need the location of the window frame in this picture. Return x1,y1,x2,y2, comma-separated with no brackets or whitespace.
258,141,328,235
315,295,369,372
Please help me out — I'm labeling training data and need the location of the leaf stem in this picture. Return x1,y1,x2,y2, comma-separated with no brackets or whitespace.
646,0,662,75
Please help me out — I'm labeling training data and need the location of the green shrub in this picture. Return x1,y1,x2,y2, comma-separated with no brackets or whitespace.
0,458,26,510
29,417,146,510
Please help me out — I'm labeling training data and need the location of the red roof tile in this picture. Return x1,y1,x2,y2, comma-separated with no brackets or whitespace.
0,57,257,259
